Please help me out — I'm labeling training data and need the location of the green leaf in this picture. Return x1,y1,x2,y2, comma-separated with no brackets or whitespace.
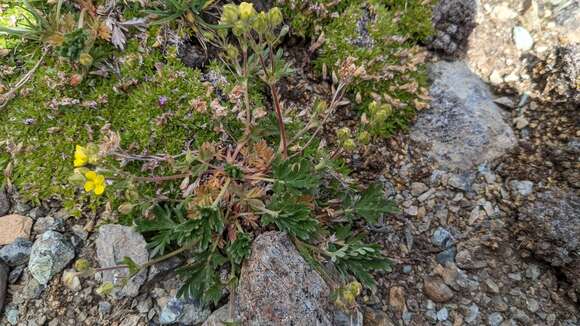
226,231,252,265
352,183,399,224
272,157,320,194
121,256,141,277
262,195,319,240
177,250,227,305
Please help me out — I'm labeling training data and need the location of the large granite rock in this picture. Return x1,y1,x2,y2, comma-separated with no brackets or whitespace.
516,189,580,293
0,237,33,266
430,0,477,57
28,231,75,285
411,61,516,171
95,224,149,298
237,232,335,325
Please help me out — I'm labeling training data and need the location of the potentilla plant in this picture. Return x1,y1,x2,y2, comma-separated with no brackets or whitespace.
67,2,398,314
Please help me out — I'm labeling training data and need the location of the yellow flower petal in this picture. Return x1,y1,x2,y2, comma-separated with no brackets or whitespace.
84,181,95,192
74,158,85,168
239,2,255,20
94,184,105,195
95,174,105,185
85,171,97,180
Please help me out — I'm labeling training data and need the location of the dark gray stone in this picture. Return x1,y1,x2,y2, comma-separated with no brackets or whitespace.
0,187,10,216
516,189,580,293
430,0,477,57
0,262,7,312
411,61,516,172
32,216,65,234
0,238,33,266
436,247,457,265
432,227,454,249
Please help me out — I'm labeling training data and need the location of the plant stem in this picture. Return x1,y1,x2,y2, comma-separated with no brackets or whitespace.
267,44,288,159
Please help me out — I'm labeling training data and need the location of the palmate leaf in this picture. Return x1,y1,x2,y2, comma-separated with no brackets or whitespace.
328,229,392,289
349,183,399,224
177,250,228,305
136,204,192,256
272,157,320,194
226,231,252,265
262,195,319,240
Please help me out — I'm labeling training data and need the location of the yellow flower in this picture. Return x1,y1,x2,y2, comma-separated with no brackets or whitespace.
239,2,255,20
221,4,239,25
268,7,283,26
84,171,106,195
74,145,89,167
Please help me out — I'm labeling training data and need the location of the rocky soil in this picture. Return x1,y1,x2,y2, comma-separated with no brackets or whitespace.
0,0,578,325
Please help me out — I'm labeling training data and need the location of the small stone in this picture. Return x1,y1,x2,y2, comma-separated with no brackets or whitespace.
402,265,413,274
159,297,210,325
27,206,47,219
507,273,522,281
435,247,457,265
485,279,500,294
456,249,487,269
8,265,24,283
363,307,396,326
411,182,429,196
526,298,539,313
432,227,454,249
0,237,33,266
513,117,529,129
202,304,240,326
448,174,471,192
389,286,406,313
488,312,504,326
22,276,45,299
493,97,515,109
525,264,541,280
513,26,534,51
98,301,112,316
159,297,183,324
424,276,454,303
28,230,75,285
0,214,33,245
437,307,449,321
465,304,480,324
5,306,18,325
71,225,88,241
489,70,504,85
509,180,534,196
404,206,418,216
33,216,65,234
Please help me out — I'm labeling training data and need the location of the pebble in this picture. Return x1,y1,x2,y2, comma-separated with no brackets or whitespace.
488,312,504,326
514,116,529,129
436,247,457,265
33,216,65,234
5,306,19,325
525,264,541,280
526,298,539,313
424,276,454,303
98,301,112,316
485,279,500,294
0,214,33,245
28,231,75,285
405,206,418,216
437,307,449,321
0,237,32,266
432,227,454,249
489,70,504,85
465,304,480,324
448,174,471,192
389,286,406,313
493,97,515,109
411,182,429,196
513,26,534,51
509,180,534,196
402,265,413,274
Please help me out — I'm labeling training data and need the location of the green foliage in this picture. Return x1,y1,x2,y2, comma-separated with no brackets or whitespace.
58,28,87,61
314,0,432,137
262,194,319,240
177,249,228,304
272,157,320,193
345,183,400,224
328,225,391,289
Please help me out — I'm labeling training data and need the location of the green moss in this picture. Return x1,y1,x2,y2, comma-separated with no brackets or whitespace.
312,0,432,137
0,50,241,205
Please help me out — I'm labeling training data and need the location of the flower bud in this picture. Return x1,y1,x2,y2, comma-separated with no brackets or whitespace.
74,259,91,272
368,101,379,114
268,7,283,27
357,131,371,145
221,4,239,25
342,138,356,151
226,44,239,59
336,127,350,141
252,12,269,34
79,52,93,66
232,21,246,37
239,2,256,20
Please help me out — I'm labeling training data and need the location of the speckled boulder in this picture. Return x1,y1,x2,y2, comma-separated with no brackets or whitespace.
238,232,334,325
411,61,516,171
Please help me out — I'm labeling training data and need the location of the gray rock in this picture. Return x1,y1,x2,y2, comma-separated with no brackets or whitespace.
437,307,449,321
333,309,363,326
525,264,541,280
465,303,480,324
411,61,516,172
22,275,45,299
202,304,239,326
432,227,454,249
238,232,335,325
0,187,10,216
33,216,65,234
436,247,456,265
430,0,477,56
159,296,210,325
0,262,7,312
516,189,580,293
95,224,149,298
410,182,429,196
0,237,33,266
488,312,504,326
8,265,24,283
98,301,112,316
512,27,534,51
28,231,75,284
509,180,534,196
5,306,18,325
